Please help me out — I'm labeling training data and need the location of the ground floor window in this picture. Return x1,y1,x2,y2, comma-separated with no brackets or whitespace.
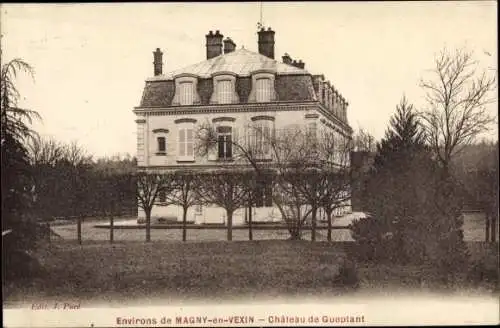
255,180,273,207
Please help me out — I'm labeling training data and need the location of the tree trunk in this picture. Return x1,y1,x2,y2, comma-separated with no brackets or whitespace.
490,212,497,242
109,216,114,244
326,209,333,242
77,216,82,245
311,206,317,242
182,207,188,242
289,227,301,240
227,210,233,241
248,204,253,241
45,222,50,244
485,213,490,242
145,209,151,242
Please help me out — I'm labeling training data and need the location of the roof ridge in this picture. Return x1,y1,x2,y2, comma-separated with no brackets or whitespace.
147,48,308,81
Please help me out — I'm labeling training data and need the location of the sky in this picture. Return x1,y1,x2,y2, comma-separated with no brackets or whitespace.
1,2,497,157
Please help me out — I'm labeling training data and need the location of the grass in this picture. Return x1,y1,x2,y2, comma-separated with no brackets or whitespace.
51,220,354,242
3,241,348,307
4,240,497,307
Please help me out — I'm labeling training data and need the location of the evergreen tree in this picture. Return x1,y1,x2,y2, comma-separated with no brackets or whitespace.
373,96,428,170
361,96,469,281
363,96,438,264
1,58,42,249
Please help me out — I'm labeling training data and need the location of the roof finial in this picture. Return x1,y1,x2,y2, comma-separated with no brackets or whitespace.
257,2,264,30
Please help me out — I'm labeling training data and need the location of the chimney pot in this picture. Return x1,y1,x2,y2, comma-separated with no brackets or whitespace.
223,37,236,54
257,27,275,59
282,53,292,64
206,30,224,59
153,48,163,76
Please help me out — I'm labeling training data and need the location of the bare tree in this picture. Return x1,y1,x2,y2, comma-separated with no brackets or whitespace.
420,47,497,172
196,120,353,241
27,135,65,166
136,172,175,242
168,170,200,242
316,131,352,241
196,170,251,241
28,136,92,167
353,127,376,152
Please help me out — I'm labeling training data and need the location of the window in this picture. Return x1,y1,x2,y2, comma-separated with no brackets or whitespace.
306,121,317,142
217,126,232,159
217,80,232,104
178,127,194,160
158,190,166,203
255,180,273,207
255,78,271,102
195,204,202,214
178,82,194,105
254,124,271,157
157,137,166,153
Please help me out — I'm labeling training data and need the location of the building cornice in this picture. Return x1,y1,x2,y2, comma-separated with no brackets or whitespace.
134,101,316,115
133,100,352,134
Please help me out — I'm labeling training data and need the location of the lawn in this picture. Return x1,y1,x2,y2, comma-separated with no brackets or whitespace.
3,241,349,307
4,239,498,308
51,219,354,242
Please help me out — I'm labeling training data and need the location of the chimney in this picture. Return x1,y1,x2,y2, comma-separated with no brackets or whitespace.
223,37,236,54
206,30,224,59
282,53,292,64
153,48,163,76
291,59,305,69
257,27,275,59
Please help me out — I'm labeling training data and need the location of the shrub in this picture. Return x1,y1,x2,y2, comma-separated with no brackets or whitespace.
333,258,359,289
349,216,397,263
466,259,499,286
156,216,178,224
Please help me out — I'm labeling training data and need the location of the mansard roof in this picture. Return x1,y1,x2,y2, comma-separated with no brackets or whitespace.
146,48,308,81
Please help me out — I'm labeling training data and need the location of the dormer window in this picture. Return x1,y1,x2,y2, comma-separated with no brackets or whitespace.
210,72,238,104
248,70,277,103
179,81,194,105
255,78,272,102
172,74,201,106
217,80,232,104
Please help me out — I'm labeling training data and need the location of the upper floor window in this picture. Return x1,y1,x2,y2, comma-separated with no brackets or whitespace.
255,78,272,102
217,126,232,160
178,127,194,160
152,128,169,156
175,118,197,162
250,116,274,160
253,123,272,158
179,81,194,105
157,136,166,153
216,80,233,104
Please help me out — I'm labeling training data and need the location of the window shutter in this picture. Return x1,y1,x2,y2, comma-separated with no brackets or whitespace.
186,128,194,156
179,129,185,156
218,80,232,104
208,144,217,161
